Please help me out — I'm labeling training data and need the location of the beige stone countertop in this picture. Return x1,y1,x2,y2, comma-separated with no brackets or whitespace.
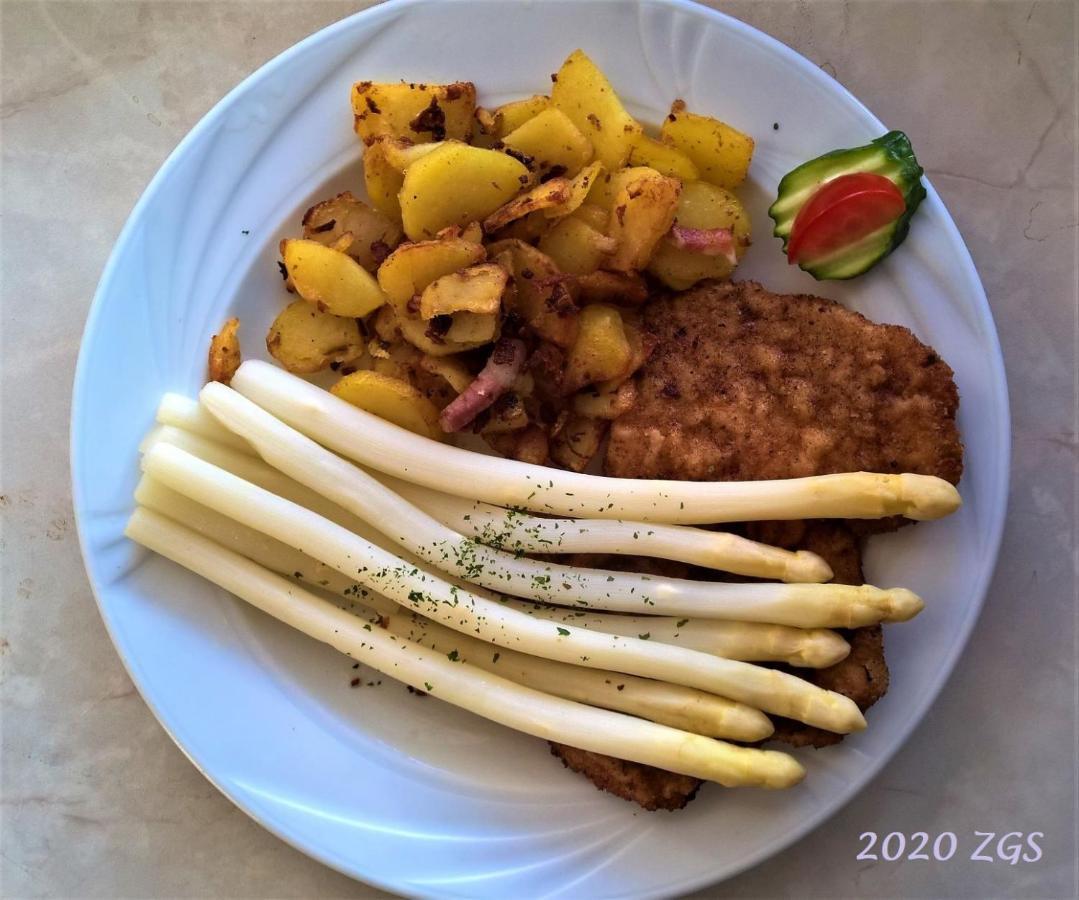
2,1,1076,897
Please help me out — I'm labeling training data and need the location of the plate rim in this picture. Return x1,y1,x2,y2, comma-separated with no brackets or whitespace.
70,0,1012,895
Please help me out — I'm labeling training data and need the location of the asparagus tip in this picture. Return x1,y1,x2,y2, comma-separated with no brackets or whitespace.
884,588,924,623
901,474,961,520
789,550,833,584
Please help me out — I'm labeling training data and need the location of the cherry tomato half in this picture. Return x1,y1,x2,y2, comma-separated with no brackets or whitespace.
786,172,906,265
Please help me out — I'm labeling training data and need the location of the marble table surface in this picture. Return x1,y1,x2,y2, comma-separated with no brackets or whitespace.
2,2,1076,897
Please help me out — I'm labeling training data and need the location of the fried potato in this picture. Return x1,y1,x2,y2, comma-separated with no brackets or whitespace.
493,95,552,137
378,296,494,358
538,217,615,275
551,49,642,170
489,210,555,243
301,191,402,271
542,161,604,219
550,413,608,472
281,239,388,317
481,391,530,434
400,143,530,240
570,202,610,232
627,133,700,181
483,178,572,233
419,354,473,393
471,107,501,148
366,339,426,385
434,221,484,243
419,263,508,318
647,180,751,290
660,100,754,189
445,311,500,344
351,81,476,145
363,138,445,221
208,317,241,385
266,300,364,374
501,108,593,178
330,369,444,440
572,379,638,419
489,239,579,348
487,423,550,465
377,237,486,309
563,303,631,392
575,269,649,306
606,167,682,272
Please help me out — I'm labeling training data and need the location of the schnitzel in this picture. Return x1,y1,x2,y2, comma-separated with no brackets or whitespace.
605,280,963,490
550,280,962,808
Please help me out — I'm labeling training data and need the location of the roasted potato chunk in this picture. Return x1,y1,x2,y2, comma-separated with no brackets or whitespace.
351,81,476,145
400,142,531,240
481,391,530,434
660,100,754,189
542,161,604,220
606,168,681,272
444,311,500,344
492,95,552,137
419,264,508,318
378,298,493,358
331,369,444,441
551,49,642,170
572,379,638,419
501,108,593,178
266,301,363,374
362,138,446,222
301,192,402,271
647,180,751,290
538,217,615,275
627,133,700,181
489,240,579,348
486,424,549,465
550,413,608,472
483,178,572,233
419,354,472,393
563,303,631,392
570,202,610,232
207,317,241,385
575,269,649,306
281,239,388,317
377,237,487,309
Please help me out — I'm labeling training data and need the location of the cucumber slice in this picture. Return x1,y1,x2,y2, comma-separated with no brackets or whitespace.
769,131,926,280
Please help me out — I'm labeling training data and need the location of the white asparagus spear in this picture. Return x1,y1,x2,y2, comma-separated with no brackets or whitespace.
126,507,801,786
156,393,254,453
372,609,773,741
135,472,848,669
200,383,923,627
141,443,867,733
135,475,772,741
516,605,851,669
381,476,833,583
156,393,834,584
229,359,961,524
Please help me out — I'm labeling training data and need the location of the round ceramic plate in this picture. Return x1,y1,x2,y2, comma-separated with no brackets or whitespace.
72,1,1010,896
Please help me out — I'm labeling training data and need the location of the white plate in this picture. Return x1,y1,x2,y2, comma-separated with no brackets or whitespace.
71,1,1010,896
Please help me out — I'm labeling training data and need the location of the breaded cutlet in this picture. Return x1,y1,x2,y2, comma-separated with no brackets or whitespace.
605,280,963,491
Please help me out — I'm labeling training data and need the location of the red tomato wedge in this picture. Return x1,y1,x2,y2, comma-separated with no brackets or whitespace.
786,172,906,265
